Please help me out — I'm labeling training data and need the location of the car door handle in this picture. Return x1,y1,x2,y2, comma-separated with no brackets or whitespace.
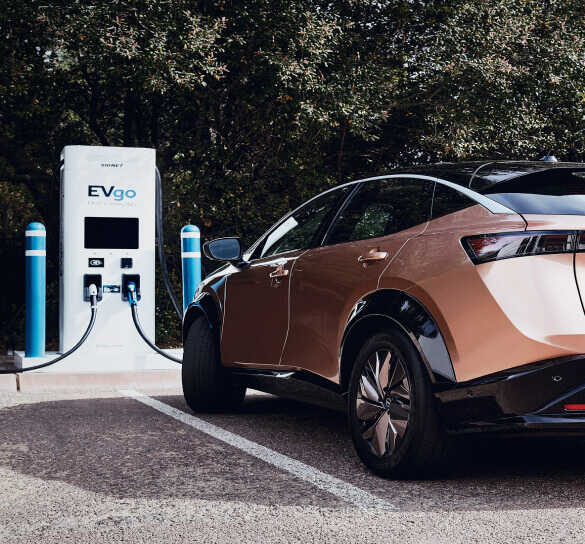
358,250,388,264
269,267,289,278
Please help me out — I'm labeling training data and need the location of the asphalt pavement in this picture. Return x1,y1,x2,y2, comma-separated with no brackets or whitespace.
1,387,585,543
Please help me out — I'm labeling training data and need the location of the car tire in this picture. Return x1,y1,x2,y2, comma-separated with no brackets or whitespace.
182,315,246,413
348,328,455,479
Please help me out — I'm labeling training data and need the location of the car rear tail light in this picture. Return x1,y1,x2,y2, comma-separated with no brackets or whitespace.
463,231,578,265
564,404,585,411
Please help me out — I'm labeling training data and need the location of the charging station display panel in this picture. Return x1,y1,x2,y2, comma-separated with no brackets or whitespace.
84,217,139,249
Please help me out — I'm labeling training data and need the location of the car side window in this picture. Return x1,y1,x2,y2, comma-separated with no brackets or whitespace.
259,186,350,258
325,178,434,245
431,182,475,219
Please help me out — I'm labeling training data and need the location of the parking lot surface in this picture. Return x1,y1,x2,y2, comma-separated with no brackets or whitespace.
1,387,585,543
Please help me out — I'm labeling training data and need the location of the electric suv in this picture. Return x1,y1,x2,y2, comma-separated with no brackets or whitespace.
182,161,585,478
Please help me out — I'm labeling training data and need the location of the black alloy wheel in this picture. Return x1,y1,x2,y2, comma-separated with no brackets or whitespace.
355,345,411,457
348,329,455,479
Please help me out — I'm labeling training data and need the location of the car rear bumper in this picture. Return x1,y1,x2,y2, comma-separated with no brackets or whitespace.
436,354,585,435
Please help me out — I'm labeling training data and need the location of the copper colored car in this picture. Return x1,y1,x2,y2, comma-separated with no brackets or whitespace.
182,161,585,478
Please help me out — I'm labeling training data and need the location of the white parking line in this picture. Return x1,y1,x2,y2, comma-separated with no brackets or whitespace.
119,389,394,510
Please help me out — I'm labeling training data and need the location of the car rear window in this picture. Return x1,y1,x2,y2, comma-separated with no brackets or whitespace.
483,169,585,215
431,183,476,219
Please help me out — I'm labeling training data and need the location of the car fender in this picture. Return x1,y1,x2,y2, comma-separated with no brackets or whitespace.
339,289,456,393
182,292,222,342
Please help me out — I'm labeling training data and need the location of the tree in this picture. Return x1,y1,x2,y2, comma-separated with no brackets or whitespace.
409,0,585,160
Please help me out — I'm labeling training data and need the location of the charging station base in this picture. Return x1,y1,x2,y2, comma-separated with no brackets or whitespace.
14,350,182,373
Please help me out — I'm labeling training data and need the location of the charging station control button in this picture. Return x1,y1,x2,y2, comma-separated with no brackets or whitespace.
89,258,104,268
121,258,133,269
103,285,121,294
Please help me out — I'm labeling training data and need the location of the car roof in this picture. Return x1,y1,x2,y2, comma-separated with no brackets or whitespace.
361,161,585,193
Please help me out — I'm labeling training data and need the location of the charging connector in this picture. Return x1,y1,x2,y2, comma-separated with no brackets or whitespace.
88,284,98,309
122,274,140,302
127,282,138,306
84,274,103,302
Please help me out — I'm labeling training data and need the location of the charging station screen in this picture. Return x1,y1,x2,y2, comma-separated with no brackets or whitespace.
84,217,139,249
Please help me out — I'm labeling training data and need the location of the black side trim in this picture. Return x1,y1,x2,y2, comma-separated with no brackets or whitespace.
229,368,347,412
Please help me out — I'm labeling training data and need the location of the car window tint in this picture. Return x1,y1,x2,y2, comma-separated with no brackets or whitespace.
326,178,433,245
260,186,349,258
431,182,475,219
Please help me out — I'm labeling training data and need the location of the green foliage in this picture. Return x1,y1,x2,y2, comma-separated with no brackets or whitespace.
414,0,585,160
0,177,39,234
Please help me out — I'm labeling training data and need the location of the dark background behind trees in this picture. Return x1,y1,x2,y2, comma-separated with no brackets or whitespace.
2,0,585,349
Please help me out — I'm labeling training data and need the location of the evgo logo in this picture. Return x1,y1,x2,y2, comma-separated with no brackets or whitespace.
88,185,137,201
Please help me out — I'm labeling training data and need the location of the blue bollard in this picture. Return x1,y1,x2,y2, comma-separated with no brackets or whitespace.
25,222,46,357
181,225,201,312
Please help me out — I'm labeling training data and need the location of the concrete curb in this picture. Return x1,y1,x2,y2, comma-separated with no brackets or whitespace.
16,369,181,392
0,374,18,392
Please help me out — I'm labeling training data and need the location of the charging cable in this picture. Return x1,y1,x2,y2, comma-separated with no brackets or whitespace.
127,283,182,364
0,284,99,374
155,168,183,319
155,168,207,318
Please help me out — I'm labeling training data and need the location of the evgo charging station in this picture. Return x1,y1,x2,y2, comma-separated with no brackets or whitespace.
14,146,185,372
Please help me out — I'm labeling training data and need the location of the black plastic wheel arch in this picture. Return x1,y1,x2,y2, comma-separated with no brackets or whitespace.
182,292,221,343
340,289,455,394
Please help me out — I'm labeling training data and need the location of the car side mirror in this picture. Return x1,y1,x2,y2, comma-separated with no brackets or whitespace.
203,237,248,269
